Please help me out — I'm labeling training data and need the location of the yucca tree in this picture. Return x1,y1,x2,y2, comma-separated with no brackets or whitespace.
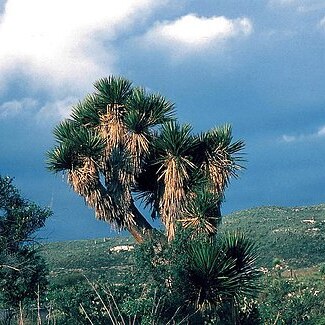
47,76,244,242
135,122,244,240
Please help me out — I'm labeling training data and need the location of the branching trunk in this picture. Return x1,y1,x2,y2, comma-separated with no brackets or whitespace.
127,201,154,243
68,158,161,243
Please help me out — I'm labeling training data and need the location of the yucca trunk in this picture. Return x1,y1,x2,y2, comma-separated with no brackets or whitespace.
67,161,152,242
160,157,189,241
127,201,154,243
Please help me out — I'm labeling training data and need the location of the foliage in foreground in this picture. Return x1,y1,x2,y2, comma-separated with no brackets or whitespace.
133,230,260,324
0,176,51,314
258,273,325,324
34,201,325,324
45,230,260,324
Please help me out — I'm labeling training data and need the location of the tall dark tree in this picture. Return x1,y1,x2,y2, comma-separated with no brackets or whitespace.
47,76,244,242
0,176,51,309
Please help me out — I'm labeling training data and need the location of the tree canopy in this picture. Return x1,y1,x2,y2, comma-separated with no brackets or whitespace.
47,76,244,242
0,175,51,308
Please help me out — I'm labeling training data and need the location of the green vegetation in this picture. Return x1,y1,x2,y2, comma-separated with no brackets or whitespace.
42,237,135,285
2,181,324,323
3,76,320,323
42,204,325,276
40,230,260,324
223,204,325,268
0,176,51,322
47,75,244,243
38,203,325,324
258,275,325,324
44,75,258,322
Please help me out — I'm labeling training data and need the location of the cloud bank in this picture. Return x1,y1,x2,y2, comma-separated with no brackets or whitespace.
0,0,165,93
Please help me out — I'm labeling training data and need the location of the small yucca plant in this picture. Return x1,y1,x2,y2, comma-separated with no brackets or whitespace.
185,232,260,321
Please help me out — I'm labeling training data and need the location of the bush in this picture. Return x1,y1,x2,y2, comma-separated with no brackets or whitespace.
0,176,51,312
132,229,261,324
42,226,261,324
258,275,325,324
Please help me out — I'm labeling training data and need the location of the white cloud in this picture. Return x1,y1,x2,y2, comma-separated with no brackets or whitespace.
36,97,78,124
0,98,38,118
317,126,325,136
282,135,296,143
0,0,165,93
140,14,253,56
281,125,325,143
0,96,81,123
319,16,325,29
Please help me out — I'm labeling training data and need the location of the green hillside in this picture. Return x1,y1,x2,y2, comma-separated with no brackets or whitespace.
37,204,325,324
223,204,325,268
41,203,325,280
41,236,135,286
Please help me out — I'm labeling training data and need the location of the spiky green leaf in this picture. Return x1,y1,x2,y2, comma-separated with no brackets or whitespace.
70,95,100,127
93,76,133,110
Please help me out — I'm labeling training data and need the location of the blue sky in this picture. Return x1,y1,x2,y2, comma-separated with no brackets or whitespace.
0,0,324,241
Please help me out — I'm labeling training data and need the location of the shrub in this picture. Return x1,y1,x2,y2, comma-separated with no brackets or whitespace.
319,263,325,275
258,275,325,324
0,175,51,318
132,229,261,324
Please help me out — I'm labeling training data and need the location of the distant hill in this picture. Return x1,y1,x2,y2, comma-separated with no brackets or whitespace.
41,236,135,285
41,204,325,283
222,204,325,268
